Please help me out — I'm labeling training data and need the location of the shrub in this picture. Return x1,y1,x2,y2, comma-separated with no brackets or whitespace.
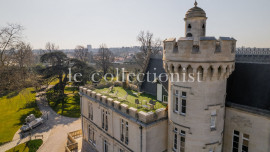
26,139,43,152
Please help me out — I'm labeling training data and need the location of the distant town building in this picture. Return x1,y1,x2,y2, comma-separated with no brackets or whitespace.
87,45,92,52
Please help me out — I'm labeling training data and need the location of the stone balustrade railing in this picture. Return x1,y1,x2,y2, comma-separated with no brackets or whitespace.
80,87,167,124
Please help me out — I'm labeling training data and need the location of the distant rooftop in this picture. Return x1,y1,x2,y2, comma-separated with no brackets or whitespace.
236,48,270,64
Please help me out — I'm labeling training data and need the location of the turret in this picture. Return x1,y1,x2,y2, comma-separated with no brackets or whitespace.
184,1,207,44
164,1,236,152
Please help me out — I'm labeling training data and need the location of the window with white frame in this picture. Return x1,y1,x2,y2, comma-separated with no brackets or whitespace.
103,140,108,152
181,99,186,115
210,110,217,130
180,92,187,115
163,95,168,102
125,121,129,145
88,103,93,120
174,89,188,116
242,134,249,152
232,130,240,152
180,130,185,152
88,125,95,146
120,119,129,145
102,109,108,131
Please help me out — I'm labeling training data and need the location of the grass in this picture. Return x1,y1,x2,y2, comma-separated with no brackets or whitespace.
0,88,41,145
47,86,80,118
6,139,43,152
48,78,59,86
94,86,167,112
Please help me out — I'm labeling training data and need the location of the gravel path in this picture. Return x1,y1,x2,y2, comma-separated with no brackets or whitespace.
0,86,81,152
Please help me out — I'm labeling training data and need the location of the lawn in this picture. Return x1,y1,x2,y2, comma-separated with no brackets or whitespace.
94,86,167,112
6,139,43,152
0,88,41,145
47,86,80,118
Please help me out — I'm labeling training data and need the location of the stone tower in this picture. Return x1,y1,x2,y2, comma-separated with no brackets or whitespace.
163,1,236,152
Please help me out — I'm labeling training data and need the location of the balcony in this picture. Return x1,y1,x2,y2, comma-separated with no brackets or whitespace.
65,129,82,152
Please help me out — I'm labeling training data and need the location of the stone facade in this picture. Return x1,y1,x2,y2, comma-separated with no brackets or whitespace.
223,105,270,152
79,87,167,152
79,2,270,152
163,2,235,152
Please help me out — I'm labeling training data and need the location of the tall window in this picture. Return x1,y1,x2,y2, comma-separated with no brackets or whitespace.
232,130,240,152
174,90,187,116
88,103,93,120
102,109,108,131
105,111,108,131
120,119,129,145
174,134,178,150
210,110,217,130
121,119,124,142
104,140,108,152
102,110,105,129
242,134,249,152
181,92,187,115
125,122,129,144
174,90,179,112
173,128,178,150
181,99,186,115
88,125,95,146
180,130,186,152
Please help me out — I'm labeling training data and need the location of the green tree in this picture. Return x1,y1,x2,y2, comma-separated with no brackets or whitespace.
40,51,95,114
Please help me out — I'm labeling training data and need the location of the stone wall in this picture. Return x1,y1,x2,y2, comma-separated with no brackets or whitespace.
80,86,167,124
223,107,270,152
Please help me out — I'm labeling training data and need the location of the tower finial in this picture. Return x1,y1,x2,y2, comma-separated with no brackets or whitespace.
194,0,198,7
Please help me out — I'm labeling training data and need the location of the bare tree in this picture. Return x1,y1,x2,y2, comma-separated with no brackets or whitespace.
74,45,89,63
0,24,23,67
44,42,59,53
135,31,162,68
94,44,115,75
13,42,33,68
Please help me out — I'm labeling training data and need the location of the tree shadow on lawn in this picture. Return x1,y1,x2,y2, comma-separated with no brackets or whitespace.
64,87,78,92
0,89,22,99
123,89,137,98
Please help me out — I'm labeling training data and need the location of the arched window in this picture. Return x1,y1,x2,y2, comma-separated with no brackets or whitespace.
188,24,192,29
202,24,205,29
186,33,192,37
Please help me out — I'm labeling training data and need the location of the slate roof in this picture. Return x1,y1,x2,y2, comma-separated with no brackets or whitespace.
226,63,270,111
140,56,168,96
141,52,270,112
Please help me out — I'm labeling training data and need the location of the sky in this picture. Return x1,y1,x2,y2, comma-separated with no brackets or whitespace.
0,0,270,49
